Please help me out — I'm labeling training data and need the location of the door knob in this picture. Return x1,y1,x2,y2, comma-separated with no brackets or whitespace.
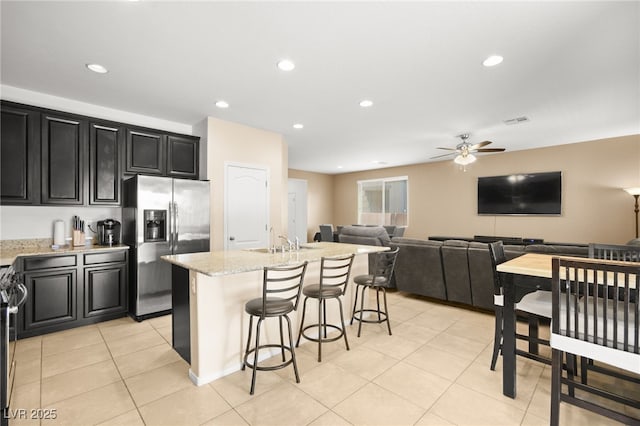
229,236,235,241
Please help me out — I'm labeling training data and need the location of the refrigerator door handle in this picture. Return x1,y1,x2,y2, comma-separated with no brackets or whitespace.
168,201,174,251
174,202,179,250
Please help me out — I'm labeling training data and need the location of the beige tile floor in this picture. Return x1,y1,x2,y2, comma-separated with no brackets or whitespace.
8,290,638,426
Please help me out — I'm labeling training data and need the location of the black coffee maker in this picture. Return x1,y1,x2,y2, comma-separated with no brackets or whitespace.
97,219,121,246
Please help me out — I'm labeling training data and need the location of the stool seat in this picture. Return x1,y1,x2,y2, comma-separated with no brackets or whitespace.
302,284,343,298
245,297,294,316
353,274,389,287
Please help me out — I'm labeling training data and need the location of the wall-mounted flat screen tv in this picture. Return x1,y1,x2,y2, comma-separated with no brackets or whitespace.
477,171,562,215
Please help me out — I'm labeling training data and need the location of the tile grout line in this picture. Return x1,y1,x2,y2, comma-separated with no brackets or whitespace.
96,321,148,426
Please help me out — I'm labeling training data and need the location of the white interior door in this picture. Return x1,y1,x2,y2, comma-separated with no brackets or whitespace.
225,164,269,250
287,179,308,243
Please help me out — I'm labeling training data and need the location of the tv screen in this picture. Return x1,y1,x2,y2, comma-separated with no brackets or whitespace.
477,171,562,215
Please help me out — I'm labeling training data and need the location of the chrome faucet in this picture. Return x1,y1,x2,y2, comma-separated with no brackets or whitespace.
278,235,294,252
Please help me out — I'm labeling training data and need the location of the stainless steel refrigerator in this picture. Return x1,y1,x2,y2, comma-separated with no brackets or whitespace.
123,175,210,320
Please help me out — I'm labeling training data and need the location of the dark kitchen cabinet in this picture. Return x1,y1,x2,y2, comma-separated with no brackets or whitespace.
167,135,199,179
23,268,78,333
1,101,200,207
126,128,165,175
41,113,87,205
83,250,128,318
0,104,40,205
17,249,128,338
90,122,123,205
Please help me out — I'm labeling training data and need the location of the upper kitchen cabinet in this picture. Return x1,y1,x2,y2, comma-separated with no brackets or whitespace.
90,121,123,205
126,128,165,175
0,103,41,205
167,135,199,179
41,112,87,205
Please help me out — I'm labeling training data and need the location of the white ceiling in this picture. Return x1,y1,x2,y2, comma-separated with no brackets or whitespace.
1,1,638,174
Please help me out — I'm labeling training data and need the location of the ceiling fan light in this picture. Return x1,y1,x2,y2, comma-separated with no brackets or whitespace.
454,153,477,165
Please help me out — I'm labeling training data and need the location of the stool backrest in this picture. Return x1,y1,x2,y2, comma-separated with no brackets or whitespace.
551,257,640,369
589,243,640,262
371,248,400,286
262,262,308,312
319,254,355,294
319,224,334,242
489,241,507,297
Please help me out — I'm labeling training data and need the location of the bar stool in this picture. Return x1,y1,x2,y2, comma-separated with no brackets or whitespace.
296,254,355,362
242,261,308,395
351,248,400,337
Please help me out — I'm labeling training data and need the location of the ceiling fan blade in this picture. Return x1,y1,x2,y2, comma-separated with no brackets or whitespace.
430,152,457,159
469,140,492,150
474,148,506,153
436,147,458,151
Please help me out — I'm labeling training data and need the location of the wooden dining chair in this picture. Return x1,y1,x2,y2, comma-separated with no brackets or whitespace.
489,241,554,370
550,257,640,425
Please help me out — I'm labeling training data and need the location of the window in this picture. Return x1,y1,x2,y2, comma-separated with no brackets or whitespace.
357,176,408,226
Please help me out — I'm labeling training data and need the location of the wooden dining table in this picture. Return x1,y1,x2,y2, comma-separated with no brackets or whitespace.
496,252,638,398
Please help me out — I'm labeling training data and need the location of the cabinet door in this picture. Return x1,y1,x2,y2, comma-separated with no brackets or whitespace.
23,269,77,331
126,128,165,175
90,122,123,205
0,103,40,204
167,135,198,179
84,263,127,318
41,113,87,205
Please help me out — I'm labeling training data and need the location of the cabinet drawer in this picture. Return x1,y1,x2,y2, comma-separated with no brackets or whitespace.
84,251,126,265
23,255,77,271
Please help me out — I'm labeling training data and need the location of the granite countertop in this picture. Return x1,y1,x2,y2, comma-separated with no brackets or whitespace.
0,238,129,266
161,242,388,277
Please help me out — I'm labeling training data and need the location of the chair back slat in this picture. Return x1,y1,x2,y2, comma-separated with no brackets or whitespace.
319,253,355,294
262,262,308,310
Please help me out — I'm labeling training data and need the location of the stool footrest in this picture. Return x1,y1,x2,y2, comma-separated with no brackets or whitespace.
299,323,345,343
243,344,295,372
352,308,389,324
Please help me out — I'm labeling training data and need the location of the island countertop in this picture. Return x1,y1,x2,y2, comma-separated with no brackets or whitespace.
161,242,388,277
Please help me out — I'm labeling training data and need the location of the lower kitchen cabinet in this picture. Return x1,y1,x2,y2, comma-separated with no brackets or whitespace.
17,249,128,338
23,268,77,332
84,263,127,318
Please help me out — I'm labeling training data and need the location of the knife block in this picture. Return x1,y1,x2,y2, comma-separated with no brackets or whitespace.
72,230,86,247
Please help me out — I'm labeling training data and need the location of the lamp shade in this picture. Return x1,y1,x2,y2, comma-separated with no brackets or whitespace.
624,187,640,196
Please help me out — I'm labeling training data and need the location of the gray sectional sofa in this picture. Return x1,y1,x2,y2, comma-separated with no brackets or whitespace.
389,237,589,311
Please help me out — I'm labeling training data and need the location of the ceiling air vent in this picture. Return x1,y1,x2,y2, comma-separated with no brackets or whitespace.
503,116,529,125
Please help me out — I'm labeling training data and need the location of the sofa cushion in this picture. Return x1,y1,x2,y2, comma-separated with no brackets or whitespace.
392,238,441,247
338,225,391,247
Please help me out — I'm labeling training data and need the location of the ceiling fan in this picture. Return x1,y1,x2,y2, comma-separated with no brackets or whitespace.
431,133,506,165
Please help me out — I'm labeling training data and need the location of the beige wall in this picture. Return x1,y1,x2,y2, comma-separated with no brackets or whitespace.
332,135,640,245
288,169,335,242
206,117,288,250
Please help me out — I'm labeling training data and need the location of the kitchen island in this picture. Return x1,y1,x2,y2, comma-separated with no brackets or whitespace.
161,242,388,386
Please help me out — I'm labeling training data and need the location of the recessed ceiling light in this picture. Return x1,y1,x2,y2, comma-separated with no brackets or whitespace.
215,100,229,109
86,63,108,74
482,55,504,67
292,123,304,129
277,59,295,71
337,166,343,169
359,100,373,108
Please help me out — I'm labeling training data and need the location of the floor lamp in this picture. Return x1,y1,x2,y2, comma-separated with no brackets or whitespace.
624,187,640,238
